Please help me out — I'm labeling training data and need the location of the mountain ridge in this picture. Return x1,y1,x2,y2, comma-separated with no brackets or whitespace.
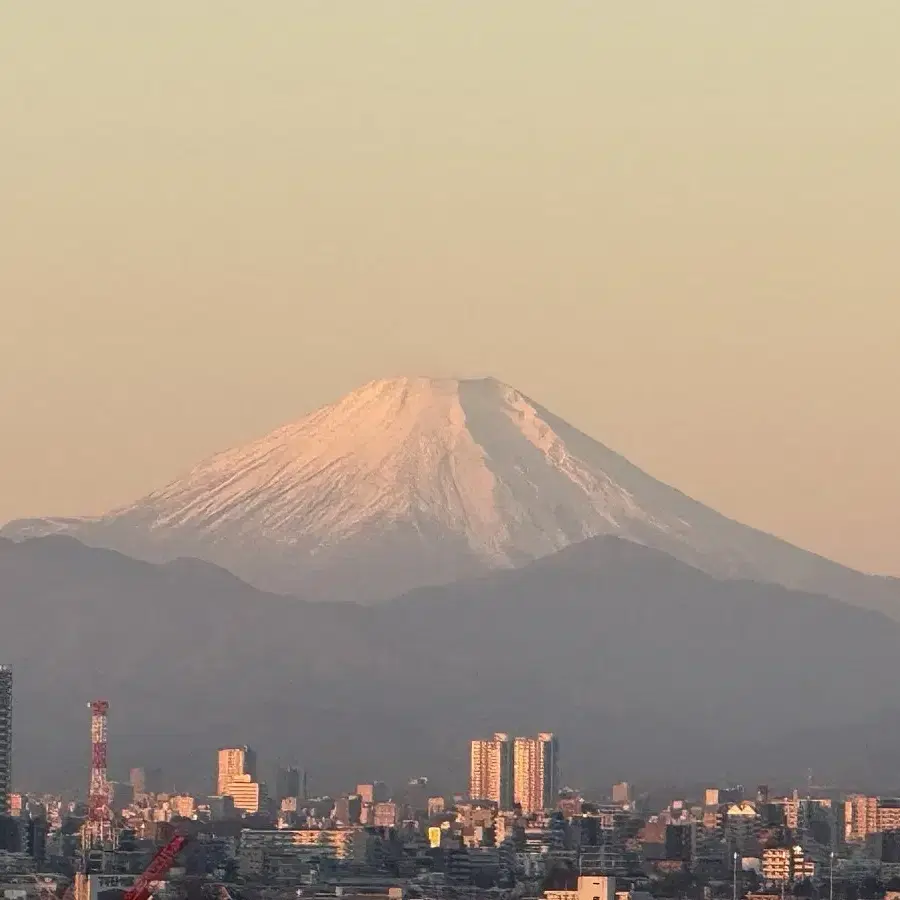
3,533,900,793
3,375,898,614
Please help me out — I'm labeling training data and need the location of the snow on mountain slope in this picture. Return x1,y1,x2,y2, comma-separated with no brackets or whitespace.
3,376,899,609
132,377,510,556
108,375,696,571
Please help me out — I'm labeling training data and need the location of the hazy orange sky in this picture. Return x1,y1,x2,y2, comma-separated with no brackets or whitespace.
2,3,899,575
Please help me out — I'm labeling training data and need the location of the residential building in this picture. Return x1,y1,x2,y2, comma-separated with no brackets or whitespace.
612,783,632,807
374,802,398,828
792,846,816,881
724,802,760,853
470,733,514,810
217,747,257,796
0,668,10,817
768,794,834,844
513,733,559,814
845,795,878,842
772,797,800,832
170,795,195,819
761,846,816,883
842,795,900,842
559,791,584,818
240,827,361,862
761,847,792,883
878,800,900,833
241,837,319,882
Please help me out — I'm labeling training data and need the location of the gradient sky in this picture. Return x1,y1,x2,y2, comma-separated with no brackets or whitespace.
2,3,899,575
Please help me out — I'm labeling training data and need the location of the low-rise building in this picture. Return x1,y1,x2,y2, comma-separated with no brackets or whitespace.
226,775,260,815
238,827,365,879
761,847,791,883
878,801,900,833
545,875,616,900
374,803,398,829
845,796,879,843
761,845,816,884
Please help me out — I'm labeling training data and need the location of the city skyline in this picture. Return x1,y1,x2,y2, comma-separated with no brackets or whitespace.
7,657,900,900
11,720,900,900
470,734,514,812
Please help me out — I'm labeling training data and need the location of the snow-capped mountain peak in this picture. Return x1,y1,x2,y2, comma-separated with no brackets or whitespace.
4,375,897,609
115,375,676,563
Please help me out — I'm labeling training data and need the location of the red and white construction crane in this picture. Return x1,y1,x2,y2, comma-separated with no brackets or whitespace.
121,834,189,900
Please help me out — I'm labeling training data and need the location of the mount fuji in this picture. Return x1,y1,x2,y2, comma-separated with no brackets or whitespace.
3,376,897,610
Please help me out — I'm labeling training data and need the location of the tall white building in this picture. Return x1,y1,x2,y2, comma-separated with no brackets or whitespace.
217,746,259,812
470,732,514,809
513,732,559,814
470,730,559,814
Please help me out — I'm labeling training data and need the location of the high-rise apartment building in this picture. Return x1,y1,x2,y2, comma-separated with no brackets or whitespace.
217,746,257,796
0,667,10,817
470,733,514,809
470,730,559,814
844,795,900,842
513,732,559,813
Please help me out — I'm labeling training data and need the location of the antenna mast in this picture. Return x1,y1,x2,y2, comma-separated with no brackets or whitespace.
86,700,113,846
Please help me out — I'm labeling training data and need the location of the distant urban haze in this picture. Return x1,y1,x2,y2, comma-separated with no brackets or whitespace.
2,3,900,575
